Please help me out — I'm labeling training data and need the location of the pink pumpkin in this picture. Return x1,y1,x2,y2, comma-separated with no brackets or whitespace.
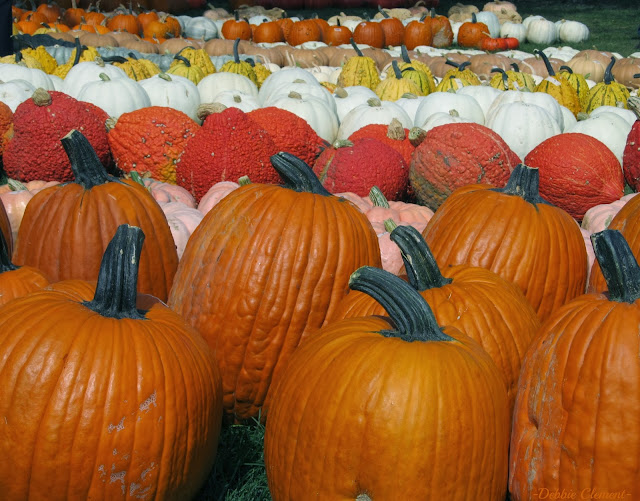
158,201,204,259
142,178,197,208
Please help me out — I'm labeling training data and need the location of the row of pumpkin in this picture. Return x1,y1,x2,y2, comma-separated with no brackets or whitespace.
0,127,639,498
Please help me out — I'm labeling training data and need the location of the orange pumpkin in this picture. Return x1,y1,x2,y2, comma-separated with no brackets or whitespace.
252,19,284,44
0,229,49,306
457,13,490,48
509,229,640,500
106,8,140,34
13,129,179,302
285,19,322,46
0,224,223,500
423,164,588,322
353,20,386,49
323,19,352,47
376,7,405,47
404,14,433,50
424,8,454,47
221,11,252,41
265,266,510,500
168,152,382,423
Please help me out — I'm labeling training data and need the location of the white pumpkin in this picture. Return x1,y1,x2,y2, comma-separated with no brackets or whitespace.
308,65,339,84
413,91,485,127
526,18,558,44
559,105,578,132
63,59,128,98
139,73,201,122
337,97,412,140
197,72,259,103
474,11,501,38
267,91,339,143
588,105,637,127
486,102,561,159
211,90,259,113
420,110,473,133
262,79,337,114
0,63,55,91
456,85,502,117
394,93,427,125
0,79,36,112
76,73,151,118
48,74,65,92
565,112,632,166
499,22,526,43
522,15,545,30
258,66,320,105
182,16,219,41
333,85,378,122
486,89,564,129
557,20,589,44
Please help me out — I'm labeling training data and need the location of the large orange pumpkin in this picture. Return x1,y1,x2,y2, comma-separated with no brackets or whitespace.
329,224,540,413
423,164,588,322
0,229,49,306
589,192,640,293
168,152,382,423
509,229,640,500
13,129,178,302
265,266,510,500
0,224,223,500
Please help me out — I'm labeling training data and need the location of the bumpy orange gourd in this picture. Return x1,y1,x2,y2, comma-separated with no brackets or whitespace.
329,224,540,413
13,129,178,302
509,229,640,500
265,266,510,500
423,164,588,322
168,152,381,422
0,224,223,501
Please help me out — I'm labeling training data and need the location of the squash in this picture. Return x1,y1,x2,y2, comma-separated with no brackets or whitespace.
265,265,510,500
13,129,178,302
423,164,588,321
0,224,223,500
585,56,631,112
623,96,640,190
509,229,640,500
168,152,381,423
336,39,381,91
534,49,582,116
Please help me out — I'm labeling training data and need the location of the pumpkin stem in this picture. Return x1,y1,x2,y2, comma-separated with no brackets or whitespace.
369,186,390,208
238,175,251,185
232,37,241,63
533,49,555,77
387,118,406,140
559,65,573,74
0,230,17,273
83,224,147,319
391,60,403,79
349,266,454,342
445,58,460,68
591,229,640,303
408,126,427,147
72,36,84,66
494,164,550,206
471,12,477,23
32,87,52,106
349,37,364,57
603,56,616,85
390,224,452,291
377,5,390,18
61,129,114,189
510,62,521,72
491,67,509,89
173,54,191,67
270,152,332,196
400,44,411,63
233,9,239,21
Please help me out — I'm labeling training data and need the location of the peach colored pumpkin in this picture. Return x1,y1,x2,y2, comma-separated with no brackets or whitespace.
142,177,197,208
159,201,204,260
198,181,241,215
581,193,638,235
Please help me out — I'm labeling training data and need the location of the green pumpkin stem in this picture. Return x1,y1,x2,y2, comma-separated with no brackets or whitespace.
534,49,556,77
457,61,471,72
494,164,549,205
391,60,403,79
61,129,114,189
349,266,454,342
232,37,241,63
0,230,17,273
173,54,191,67
369,186,390,208
390,224,453,291
400,44,411,63
591,230,640,303
377,5,390,18
270,152,332,196
83,224,146,319
603,56,616,85
491,67,509,89
510,62,521,72
72,36,83,66
349,37,364,57
238,175,251,185
559,65,573,74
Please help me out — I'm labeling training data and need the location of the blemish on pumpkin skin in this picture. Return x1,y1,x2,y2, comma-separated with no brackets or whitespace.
107,417,125,433
139,391,157,412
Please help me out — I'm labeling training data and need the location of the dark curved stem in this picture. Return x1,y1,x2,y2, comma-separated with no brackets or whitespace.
0,231,17,273
173,54,191,66
559,65,573,74
491,67,508,89
391,59,403,79
457,61,471,72
400,44,410,63
603,56,616,85
510,62,521,72
270,152,332,196
377,5,389,18
232,37,241,63
349,266,453,342
390,225,452,291
534,48,555,76
494,164,550,206
61,129,114,189
83,224,147,319
349,37,364,57
72,36,83,66
591,230,640,303
471,12,477,23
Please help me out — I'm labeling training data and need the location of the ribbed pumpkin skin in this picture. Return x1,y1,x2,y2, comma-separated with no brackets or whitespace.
623,120,640,191
509,294,640,500
524,133,624,221
589,195,640,292
410,123,521,211
13,180,178,302
0,204,11,255
265,316,510,500
585,81,630,113
337,55,381,90
0,266,49,306
0,290,223,500
168,183,381,422
423,182,588,321
329,264,540,412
